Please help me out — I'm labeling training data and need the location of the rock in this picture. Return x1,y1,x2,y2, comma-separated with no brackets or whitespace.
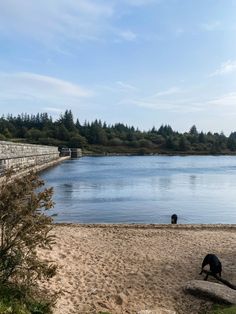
113,292,128,305
185,280,236,304
163,264,173,272
138,308,176,314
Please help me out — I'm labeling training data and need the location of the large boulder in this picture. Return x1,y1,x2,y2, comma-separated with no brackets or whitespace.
185,280,236,304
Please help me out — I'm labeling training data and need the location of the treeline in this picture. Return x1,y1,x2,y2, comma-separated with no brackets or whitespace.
1,110,236,154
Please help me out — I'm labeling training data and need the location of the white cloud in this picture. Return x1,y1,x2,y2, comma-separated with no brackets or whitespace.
118,86,192,111
118,30,137,41
127,98,203,113
0,1,114,44
206,92,236,107
127,87,182,108
118,87,236,114
210,60,236,76
0,72,92,105
122,0,159,6
201,21,221,31
151,86,181,98
116,81,137,90
0,0,163,46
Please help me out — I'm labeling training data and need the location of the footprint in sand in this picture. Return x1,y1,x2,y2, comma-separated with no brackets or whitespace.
59,253,67,259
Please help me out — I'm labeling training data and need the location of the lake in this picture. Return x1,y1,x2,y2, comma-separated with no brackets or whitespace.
41,156,236,224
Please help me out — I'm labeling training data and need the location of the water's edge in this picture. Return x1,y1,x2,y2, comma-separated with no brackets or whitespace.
54,223,236,230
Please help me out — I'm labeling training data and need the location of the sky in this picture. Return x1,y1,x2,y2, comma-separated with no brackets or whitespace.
0,0,236,134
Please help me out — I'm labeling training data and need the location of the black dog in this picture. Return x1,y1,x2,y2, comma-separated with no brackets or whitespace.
171,214,178,224
199,254,222,280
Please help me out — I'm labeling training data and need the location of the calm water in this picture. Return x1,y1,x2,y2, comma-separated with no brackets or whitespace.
41,156,236,224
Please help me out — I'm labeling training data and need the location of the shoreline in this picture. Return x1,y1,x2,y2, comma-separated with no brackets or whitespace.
54,223,236,229
83,152,236,157
53,223,236,233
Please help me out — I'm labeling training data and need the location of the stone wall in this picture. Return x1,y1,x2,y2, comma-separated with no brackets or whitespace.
0,141,60,176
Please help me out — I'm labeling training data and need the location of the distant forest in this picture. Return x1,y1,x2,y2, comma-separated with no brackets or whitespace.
1,110,236,155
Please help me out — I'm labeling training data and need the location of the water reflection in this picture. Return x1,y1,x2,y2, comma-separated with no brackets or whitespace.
189,175,197,189
41,156,236,224
158,176,172,190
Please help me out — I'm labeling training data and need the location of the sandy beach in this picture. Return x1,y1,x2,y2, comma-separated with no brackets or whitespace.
40,225,236,314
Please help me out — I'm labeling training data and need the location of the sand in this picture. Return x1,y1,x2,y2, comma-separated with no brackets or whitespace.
40,224,236,314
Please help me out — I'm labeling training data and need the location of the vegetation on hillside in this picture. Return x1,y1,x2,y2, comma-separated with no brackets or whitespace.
1,110,236,154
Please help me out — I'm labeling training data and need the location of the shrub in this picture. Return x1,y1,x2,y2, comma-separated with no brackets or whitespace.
0,283,53,313
0,170,56,312
108,138,123,146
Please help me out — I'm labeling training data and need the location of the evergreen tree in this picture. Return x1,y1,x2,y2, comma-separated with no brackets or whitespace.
189,125,198,136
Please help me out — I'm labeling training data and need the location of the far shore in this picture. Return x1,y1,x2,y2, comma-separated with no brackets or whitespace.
40,224,236,314
82,151,236,157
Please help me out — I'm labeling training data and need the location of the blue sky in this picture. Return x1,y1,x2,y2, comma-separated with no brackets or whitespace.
0,0,236,134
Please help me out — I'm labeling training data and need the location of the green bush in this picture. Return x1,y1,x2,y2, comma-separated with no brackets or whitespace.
0,283,53,314
0,171,57,313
